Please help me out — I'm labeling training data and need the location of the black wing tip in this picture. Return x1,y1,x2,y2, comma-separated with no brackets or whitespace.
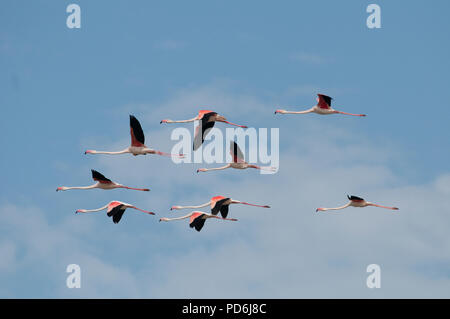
318,93,333,99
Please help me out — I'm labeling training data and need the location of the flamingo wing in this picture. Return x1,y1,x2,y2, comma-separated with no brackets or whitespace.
211,197,230,217
317,94,333,109
193,114,216,150
198,110,217,119
130,115,145,147
219,205,229,219
91,169,112,184
230,141,245,163
107,204,126,224
347,195,364,202
189,213,207,232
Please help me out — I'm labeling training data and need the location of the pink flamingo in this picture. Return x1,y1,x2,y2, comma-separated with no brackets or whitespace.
316,195,399,212
160,110,248,150
159,211,237,232
76,200,155,224
197,141,276,173
56,169,150,192
85,115,184,158
275,94,366,117
171,195,270,218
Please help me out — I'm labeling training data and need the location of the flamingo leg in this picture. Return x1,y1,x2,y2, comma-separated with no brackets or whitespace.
334,110,366,117
369,203,399,210
131,206,155,215
120,186,150,192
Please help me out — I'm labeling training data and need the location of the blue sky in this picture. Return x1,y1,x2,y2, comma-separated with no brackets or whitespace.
1,0,450,298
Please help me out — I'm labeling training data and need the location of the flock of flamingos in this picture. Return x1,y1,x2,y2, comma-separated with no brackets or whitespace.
56,94,399,232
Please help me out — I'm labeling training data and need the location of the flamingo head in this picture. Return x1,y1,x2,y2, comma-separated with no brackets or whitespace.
160,119,169,124
197,168,207,173
159,218,169,222
274,109,286,114
84,150,95,155
315,208,325,213
75,209,85,214
56,187,68,192
170,206,182,210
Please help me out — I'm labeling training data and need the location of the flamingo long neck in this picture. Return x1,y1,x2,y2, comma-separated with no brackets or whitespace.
176,202,211,209
65,184,98,190
87,149,130,155
163,213,193,222
167,118,197,123
321,203,351,211
201,164,231,172
284,109,313,114
79,205,109,213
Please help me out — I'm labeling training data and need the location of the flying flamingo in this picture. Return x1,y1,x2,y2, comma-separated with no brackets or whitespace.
197,141,277,173
159,211,237,232
171,195,270,218
75,201,155,224
56,169,150,192
275,94,366,117
160,110,248,150
85,115,184,158
316,195,399,212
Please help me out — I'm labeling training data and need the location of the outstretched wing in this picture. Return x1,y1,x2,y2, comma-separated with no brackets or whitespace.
189,213,207,232
198,110,216,119
347,195,364,202
91,169,112,184
219,205,229,219
211,197,230,216
317,94,333,109
107,204,126,224
230,141,245,163
193,113,216,150
130,115,145,147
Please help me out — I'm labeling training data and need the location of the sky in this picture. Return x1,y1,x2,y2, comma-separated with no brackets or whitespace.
1,0,450,298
